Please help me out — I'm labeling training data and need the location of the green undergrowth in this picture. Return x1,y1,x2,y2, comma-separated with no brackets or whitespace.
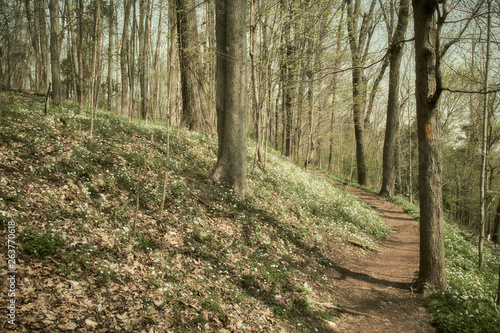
0,92,389,332
387,196,420,221
386,196,500,333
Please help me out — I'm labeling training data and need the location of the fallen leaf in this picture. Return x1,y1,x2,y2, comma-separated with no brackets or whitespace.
58,322,78,330
85,318,98,328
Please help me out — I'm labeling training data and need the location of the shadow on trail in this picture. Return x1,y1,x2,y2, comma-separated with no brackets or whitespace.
238,200,412,290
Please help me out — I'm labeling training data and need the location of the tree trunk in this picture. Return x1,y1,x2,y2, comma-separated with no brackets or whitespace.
479,0,492,271
49,0,62,105
65,0,78,100
77,0,84,114
37,0,50,93
25,0,42,92
120,0,132,117
176,0,209,132
89,0,101,138
492,198,500,245
413,0,447,292
212,0,248,198
346,0,376,186
138,0,151,122
250,0,263,174
379,0,410,197
107,0,114,112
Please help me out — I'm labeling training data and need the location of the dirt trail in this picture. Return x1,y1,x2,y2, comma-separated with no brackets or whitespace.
312,169,435,332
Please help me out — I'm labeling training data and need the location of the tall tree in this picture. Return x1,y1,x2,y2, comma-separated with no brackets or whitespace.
478,0,492,270
412,0,447,292
379,0,410,197
107,0,115,111
281,0,295,158
90,0,101,138
139,0,152,121
49,0,62,104
37,0,49,92
346,0,377,186
120,0,132,116
176,0,209,132
212,0,248,198
25,0,42,92
77,0,84,114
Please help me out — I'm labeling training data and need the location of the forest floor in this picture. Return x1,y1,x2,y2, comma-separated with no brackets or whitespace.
1,92,444,332
310,168,435,332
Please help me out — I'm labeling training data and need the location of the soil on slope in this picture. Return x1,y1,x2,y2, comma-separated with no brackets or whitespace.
312,169,435,333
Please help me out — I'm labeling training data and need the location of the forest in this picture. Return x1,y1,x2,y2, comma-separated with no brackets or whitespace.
1,0,500,332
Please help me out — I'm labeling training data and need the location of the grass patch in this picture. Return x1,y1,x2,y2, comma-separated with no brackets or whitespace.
21,227,65,257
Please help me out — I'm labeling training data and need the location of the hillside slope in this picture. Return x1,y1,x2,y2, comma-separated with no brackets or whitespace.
0,92,390,332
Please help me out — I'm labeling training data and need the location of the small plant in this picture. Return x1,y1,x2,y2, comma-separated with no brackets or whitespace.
22,227,65,257
135,232,162,252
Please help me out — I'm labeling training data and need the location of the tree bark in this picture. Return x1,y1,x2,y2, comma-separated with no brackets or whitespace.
479,0,492,271
77,0,84,114
379,0,410,197
139,0,151,122
49,0,62,105
212,0,249,198
120,0,132,117
107,0,114,111
413,0,447,292
250,0,263,174
25,0,42,92
346,0,376,186
37,0,50,92
176,0,209,132
90,0,101,138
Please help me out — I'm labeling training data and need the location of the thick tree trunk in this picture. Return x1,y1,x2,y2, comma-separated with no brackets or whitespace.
379,0,410,197
176,0,209,132
212,0,248,198
413,0,447,292
49,0,62,105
